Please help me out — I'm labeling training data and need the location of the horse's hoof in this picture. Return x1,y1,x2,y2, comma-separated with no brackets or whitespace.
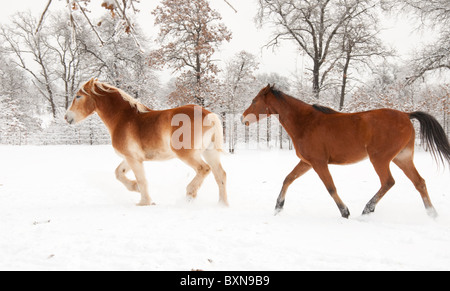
274,207,284,216
186,196,196,203
274,199,285,216
137,201,156,206
362,209,372,216
219,200,229,207
427,207,438,219
362,203,375,216
341,207,350,219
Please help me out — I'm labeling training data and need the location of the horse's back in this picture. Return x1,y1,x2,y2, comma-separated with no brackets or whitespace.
171,104,213,117
303,108,414,165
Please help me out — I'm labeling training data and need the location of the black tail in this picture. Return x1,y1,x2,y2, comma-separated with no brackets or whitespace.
410,111,450,166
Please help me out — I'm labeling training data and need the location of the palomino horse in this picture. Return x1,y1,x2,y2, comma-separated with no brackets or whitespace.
65,78,228,206
243,84,450,218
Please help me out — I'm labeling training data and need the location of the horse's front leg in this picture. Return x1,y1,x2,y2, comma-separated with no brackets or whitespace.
115,160,139,192
126,158,154,206
312,162,350,219
275,160,312,214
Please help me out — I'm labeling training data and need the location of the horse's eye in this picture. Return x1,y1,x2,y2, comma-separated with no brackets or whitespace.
76,95,82,99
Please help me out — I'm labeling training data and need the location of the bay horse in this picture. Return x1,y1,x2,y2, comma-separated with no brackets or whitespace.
65,78,228,206
242,84,450,218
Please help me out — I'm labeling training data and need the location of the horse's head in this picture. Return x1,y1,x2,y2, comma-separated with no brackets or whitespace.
242,84,277,126
65,78,98,125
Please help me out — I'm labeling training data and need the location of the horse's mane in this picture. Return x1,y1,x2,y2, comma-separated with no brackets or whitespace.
312,104,339,114
270,87,339,114
81,79,151,113
271,87,301,103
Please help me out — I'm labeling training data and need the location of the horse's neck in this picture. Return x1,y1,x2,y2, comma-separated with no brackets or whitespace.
94,93,135,132
269,94,313,139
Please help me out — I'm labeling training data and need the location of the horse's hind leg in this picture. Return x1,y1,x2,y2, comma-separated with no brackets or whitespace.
393,149,438,218
202,149,228,206
275,160,311,214
313,163,350,218
363,159,395,215
179,152,212,202
115,160,139,192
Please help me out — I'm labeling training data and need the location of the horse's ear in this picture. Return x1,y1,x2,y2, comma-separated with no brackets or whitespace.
271,83,276,89
87,78,99,89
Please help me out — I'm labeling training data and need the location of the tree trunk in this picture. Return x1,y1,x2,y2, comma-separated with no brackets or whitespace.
221,112,227,144
279,124,283,149
245,125,249,144
195,52,204,107
313,61,320,99
340,48,352,111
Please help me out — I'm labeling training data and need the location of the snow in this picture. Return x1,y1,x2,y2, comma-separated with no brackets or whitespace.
0,145,450,271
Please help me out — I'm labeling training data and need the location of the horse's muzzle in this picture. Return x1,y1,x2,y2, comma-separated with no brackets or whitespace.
64,112,75,125
241,115,250,126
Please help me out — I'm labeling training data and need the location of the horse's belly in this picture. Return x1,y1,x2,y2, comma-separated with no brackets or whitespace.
145,149,176,161
329,149,368,165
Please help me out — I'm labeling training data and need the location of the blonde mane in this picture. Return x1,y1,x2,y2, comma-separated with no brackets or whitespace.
81,79,151,113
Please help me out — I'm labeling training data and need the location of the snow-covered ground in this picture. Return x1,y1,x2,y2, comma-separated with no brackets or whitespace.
0,145,449,271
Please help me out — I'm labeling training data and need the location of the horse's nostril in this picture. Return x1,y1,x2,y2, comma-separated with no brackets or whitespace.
241,116,250,126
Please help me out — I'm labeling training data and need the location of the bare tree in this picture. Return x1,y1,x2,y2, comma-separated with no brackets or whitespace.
389,0,450,83
1,11,101,117
338,12,393,110
83,14,159,106
257,0,379,99
1,9,156,119
223,51,259,153
1,12,58,117
0,52,32,144
36,0,142,49
225,51,260,112
36,0,238,50
45,12,95,109
149,0,232,107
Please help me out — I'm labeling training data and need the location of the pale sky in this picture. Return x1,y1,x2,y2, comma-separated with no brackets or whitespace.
0,0,436,84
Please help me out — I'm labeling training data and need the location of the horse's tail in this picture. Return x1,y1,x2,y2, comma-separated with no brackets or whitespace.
410,111,450,166
205,113,224,152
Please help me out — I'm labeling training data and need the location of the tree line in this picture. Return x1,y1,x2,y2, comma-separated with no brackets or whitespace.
0,0,449,150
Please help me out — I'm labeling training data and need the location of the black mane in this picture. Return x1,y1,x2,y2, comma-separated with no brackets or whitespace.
271,88,284,99
312,104,339,114
270,87,339,114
